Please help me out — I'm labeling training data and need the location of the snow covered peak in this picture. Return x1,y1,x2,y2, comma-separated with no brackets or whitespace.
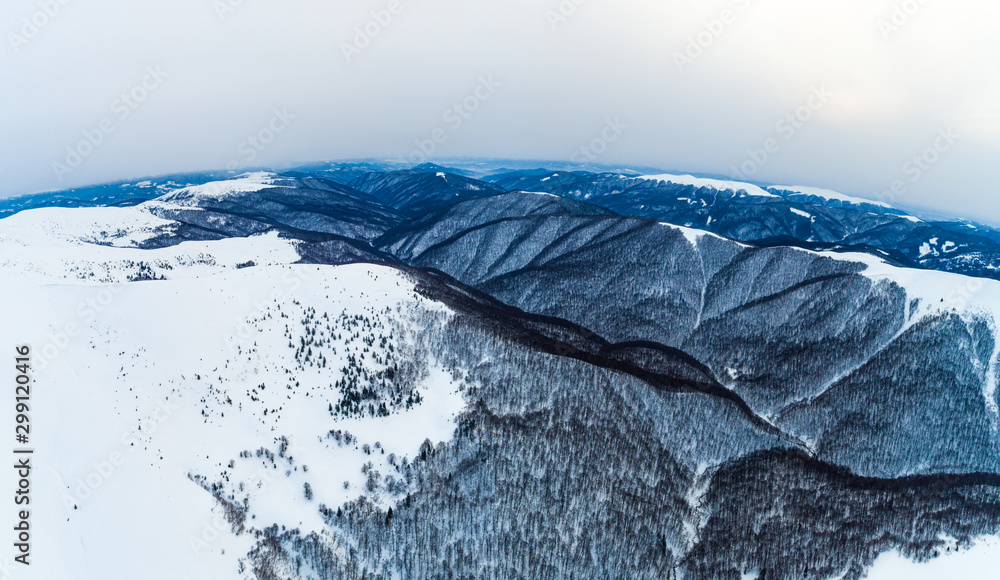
659,221,732,247
155,172,280,205
637,173,779,198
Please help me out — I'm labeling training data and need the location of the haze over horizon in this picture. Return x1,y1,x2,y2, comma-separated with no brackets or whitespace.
2,0,998,221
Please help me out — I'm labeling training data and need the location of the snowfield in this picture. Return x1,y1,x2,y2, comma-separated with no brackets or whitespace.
0,244,467,578
0,227,301,287
0,205,176,249
866,537,1000,580
831,249,1000,325
157,172,280,205
0,182,304,286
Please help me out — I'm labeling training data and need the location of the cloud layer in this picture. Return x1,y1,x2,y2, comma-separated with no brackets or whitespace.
1,0,997,220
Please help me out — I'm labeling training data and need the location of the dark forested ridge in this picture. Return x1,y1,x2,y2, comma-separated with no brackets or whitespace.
13,163,1000,578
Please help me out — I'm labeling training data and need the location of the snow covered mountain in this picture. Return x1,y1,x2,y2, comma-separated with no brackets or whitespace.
484,169,1000,280
3,166,1000,579
0,171,230,219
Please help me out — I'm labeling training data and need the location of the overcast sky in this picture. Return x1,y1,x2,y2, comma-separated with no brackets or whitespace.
1,0,998,220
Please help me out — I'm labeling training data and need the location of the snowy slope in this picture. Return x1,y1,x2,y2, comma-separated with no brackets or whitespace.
0,205,176,249
0,251,467,579
866,537,1000,580
835,250,1000,320
638,173,779,198
156,172,280,205
0,179,307,286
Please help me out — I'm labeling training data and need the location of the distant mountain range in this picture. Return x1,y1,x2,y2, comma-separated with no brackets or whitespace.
7,161,1000,281
2,162,998,579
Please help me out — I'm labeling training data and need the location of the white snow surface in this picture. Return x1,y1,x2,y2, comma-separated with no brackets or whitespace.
1,263,467,579
0,205,176,249
0,187,306,286
156,172,279,205
866,537,1000,579
827,250,1000,321
0,204,469,579
0,223,301,287
638,173,779,198
528,191,561,198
